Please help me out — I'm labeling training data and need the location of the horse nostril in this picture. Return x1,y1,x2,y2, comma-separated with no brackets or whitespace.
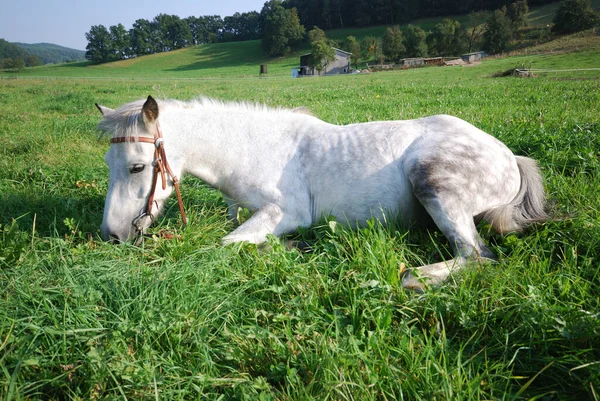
108,234,121,244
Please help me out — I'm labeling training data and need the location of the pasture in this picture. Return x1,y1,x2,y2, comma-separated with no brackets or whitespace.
1,52,599,400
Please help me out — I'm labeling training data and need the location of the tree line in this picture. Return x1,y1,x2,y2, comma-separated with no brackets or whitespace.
284,0,557,30
304,0,599,69
85,12,262,63
305,0,527,67
85,0,600,64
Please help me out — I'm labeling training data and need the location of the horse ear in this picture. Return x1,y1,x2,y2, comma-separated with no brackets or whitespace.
142,96,159,124
95,103,114,116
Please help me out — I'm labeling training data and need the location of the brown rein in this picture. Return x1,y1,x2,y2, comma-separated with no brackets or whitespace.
110,122,187,232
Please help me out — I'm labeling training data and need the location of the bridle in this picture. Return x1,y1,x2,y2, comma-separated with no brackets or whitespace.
110,121,187,234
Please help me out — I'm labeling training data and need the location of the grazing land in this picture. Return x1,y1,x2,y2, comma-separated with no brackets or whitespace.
1,48,599,400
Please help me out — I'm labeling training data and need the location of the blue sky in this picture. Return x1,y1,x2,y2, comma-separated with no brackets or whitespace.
0,0,268,50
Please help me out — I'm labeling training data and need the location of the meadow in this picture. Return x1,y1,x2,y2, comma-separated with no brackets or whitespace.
1,49,599,400
3,0,599,81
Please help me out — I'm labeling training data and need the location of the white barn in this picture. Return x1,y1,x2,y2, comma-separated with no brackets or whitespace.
298,48,352,76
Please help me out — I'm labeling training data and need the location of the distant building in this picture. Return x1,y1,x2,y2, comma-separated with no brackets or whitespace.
401,58,425,68
461,51,488,63
298,48,352,76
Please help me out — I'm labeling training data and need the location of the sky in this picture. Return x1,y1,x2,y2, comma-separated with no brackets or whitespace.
0,0,268,51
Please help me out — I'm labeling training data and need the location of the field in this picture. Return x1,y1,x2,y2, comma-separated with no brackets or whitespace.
1,47,600,400
2,0,599,80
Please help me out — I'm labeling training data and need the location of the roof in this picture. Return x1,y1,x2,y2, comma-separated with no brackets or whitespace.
300,47,352,57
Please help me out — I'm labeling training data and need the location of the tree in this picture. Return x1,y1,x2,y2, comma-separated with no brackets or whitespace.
344,36,361,69
553,0,600,34
307,27,335,74
109,24,130,60
382,25,406,63
483,8,514,54
85,25,112,63
404,24,428,57
130,19,157,56
223,11,262,42
0,39,28,62
428,19,467,57
261,0,305,56
24,55,42,67
507,0,529,29
428,18,468,56
154,14,192,51
3,57,25,72
466,11,490,52
308,26,327,43
361,36,381,63
192,15,224,44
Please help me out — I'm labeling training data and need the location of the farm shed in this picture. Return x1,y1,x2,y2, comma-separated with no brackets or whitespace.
298,48,352,76
401,58,425,68
461,51,488,63
424,57,445,66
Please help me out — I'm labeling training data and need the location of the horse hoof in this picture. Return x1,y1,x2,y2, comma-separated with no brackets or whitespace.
401,272,426,293
284,240,312,252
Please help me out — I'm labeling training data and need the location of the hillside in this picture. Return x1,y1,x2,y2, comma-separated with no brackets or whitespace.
0,39,28,61
15,42,86,64
1,39,85,65
2,0,600,78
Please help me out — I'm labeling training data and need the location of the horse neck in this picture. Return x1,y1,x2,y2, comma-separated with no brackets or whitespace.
160,103,296,188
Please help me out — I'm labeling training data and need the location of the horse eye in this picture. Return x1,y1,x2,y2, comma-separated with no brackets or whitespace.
130,164,145,174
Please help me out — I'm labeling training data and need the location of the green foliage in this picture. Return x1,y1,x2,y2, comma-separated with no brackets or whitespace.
0,220,29,268
404,25,429,58
307,27,335,74
2,57,25,72
382,26,406,63
307,26,327,44
344,36,361,68
261,0,306,56
223,11,263,42
154,14,192,51
129,18,156,55
553,0,600,34
85,24,112,63
428,19,468,57
0,39,28,65
109,23,130,61
507,0,530,29
360,36,382,63
12,42,85,64
285,0,560,31
484,8,515,54
466,11,491,52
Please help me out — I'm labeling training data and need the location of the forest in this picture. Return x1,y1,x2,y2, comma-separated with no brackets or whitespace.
283,0,556,29
82,0,598,64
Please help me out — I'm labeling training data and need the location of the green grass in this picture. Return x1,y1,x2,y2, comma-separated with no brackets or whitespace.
1,50,600,400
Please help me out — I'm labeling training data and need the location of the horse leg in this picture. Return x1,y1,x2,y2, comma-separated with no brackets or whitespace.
224,196,240,224
402,196,496,291
221,203,308,245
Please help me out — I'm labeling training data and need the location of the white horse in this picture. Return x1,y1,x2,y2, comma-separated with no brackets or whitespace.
96,96,546,290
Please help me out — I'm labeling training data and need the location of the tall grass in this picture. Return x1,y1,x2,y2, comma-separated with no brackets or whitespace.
1,53,599,399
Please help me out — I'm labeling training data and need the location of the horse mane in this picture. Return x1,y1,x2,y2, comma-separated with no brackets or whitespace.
97,97,313,139
190,97,313,116
97,99,146,139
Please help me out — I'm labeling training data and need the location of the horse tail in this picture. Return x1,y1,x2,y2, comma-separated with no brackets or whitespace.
479,156,547,234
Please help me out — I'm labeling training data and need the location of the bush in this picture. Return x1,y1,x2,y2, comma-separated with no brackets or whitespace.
553,0,600,34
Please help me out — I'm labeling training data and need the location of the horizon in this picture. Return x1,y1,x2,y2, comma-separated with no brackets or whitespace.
0,0,267,51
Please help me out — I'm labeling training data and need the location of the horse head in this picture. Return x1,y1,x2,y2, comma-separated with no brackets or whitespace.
97,96,178,243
